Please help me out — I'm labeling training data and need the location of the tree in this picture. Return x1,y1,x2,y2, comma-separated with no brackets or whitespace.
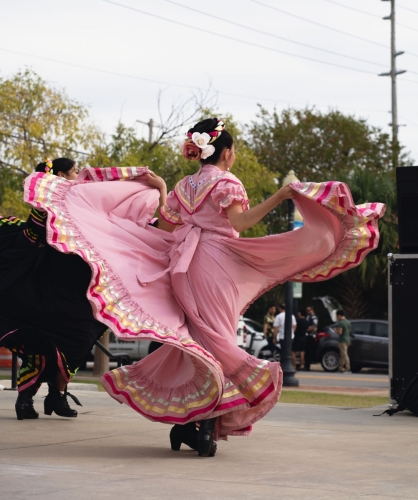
0,169,30,219
88,122,196,190
0,69,102,175
248,106,412,181
331,167,398,319
150,88,217,148
0,68,103,216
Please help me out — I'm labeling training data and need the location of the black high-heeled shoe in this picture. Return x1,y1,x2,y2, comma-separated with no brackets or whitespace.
170,422,198,451
15,387,39,420
44,385,82,417
197,417,217,457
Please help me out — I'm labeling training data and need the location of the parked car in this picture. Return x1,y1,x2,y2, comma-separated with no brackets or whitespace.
237,317,247,349
314,319,388,372
243,317,280,361
94,317,248,362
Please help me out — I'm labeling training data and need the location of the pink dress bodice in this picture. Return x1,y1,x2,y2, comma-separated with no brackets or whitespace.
160,164,250,238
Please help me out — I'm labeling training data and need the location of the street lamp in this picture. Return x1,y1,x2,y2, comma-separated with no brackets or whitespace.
281,170,300,387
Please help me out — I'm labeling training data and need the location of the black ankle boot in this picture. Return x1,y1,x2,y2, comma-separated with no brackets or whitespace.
170,422,198,451
44,385,82,418
15,387,39,421
197,418,217,457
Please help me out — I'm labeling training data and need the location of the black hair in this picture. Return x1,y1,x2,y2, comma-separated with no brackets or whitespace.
35,158,75,175
298,309,306,317
336,309,345,317
187,118,233,165
278,303,286,310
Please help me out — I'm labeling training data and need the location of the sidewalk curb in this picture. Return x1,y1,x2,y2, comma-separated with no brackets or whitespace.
67,383,98,392
0,380,98,392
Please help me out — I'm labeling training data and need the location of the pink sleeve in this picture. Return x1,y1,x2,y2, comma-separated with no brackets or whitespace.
160,190,183,225
211,180,249,218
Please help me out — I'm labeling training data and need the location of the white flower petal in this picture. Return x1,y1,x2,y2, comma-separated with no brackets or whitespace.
200,145,215,159
192,132,210,149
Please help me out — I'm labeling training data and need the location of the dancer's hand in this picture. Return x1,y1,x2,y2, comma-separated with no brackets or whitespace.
277,185,296,201
146,171,166,191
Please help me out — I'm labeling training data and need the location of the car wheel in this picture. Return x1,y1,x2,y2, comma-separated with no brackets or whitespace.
350,364,362,373
320,349,339,372
258,349,272,360
258,348,280,362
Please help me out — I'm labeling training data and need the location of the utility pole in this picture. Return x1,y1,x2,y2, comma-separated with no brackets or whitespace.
136,118,156,144
379,0,406,168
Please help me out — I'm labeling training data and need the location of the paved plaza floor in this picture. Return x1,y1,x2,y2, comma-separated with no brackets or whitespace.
1,384,417,500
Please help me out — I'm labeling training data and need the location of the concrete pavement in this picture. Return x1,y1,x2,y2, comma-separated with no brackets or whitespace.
1,383,417,499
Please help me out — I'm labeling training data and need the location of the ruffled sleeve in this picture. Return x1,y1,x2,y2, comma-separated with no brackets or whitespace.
211,179,250,218
160,190,184,225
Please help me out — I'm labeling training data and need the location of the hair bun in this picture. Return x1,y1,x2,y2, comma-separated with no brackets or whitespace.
188,118,219,135
35,161,48,173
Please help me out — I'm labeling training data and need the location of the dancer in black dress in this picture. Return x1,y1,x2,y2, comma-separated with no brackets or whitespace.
0,158,106,420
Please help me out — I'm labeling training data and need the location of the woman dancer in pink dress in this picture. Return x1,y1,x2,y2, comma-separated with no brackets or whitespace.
23,118,385,457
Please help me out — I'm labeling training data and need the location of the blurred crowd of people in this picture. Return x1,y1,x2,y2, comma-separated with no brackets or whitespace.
263,304,318,370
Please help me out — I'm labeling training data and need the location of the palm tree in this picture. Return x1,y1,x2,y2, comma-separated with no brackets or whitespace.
335,167,397,318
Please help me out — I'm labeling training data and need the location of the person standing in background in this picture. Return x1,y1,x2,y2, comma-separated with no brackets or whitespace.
263,305,277,355
303,305,318,371
335,309,351,373
273,303,296,351
292,309,309,370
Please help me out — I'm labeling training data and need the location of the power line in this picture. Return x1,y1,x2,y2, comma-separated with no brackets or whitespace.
0,48,397,117
399,77,418,84
250,0,418,60
323,0,418,33
163,0,387,68
322,0,377,18
0,48,209,91
0,48,357,105
399,116,418,127
398,4,418,15
101,0,378,75
250,0,389,49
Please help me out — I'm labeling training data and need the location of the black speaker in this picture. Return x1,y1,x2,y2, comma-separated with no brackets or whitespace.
396,166,418,253
390,256,418,402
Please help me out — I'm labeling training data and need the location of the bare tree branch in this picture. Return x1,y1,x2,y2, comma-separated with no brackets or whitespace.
149,83,218,150
0,159,28,176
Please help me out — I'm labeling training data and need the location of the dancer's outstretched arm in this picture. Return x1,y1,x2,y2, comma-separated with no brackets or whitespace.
146,172,177,233
225,185,296,233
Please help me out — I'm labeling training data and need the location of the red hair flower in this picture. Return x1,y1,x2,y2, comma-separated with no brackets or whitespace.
182,139,202,160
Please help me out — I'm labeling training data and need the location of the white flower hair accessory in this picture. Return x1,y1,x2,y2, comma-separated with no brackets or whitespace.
191,132,215,159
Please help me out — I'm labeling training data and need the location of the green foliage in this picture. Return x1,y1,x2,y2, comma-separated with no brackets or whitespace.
0,68,102,175
0,169,30,219
248,106,412,182
328,167,398,318
280,390,388,407
0,68,103,217
88,122,196,191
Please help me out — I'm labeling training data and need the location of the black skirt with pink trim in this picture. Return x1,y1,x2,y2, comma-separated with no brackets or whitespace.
0,215,105,379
